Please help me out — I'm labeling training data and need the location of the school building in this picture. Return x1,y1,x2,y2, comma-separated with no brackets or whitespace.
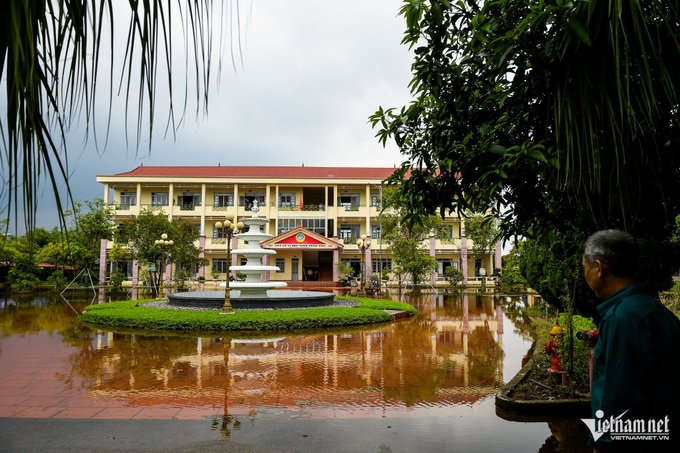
96,165,502,288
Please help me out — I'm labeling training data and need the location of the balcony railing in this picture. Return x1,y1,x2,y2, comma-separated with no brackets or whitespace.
278,203,326,211
340,203,360,212
339,236,360,245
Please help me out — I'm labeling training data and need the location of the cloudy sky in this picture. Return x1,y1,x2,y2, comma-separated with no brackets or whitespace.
23,0,415,233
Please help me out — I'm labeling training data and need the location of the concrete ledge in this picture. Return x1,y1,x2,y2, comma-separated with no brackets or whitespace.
168,290,336,309
495,357,590,418
385,310,411,320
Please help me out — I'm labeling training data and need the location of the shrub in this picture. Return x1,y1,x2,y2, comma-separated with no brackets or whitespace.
659,283,680,316
444,266,463,289
8,257,40,290
108,271,127,292
47,270,68,291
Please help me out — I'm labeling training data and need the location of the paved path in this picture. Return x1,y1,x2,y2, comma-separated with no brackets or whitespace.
1,416,416,452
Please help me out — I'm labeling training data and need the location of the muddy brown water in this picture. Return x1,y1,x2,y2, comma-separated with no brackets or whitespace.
0,291,590,452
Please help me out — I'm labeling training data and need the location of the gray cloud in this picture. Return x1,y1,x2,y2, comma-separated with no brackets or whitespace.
25,0,413,232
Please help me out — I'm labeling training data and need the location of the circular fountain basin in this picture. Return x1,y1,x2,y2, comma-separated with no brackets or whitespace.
167,290,336,310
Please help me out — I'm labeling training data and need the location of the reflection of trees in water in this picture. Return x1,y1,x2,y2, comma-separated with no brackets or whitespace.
60,334,201,392
0,292,87,337
497,298,534,339
380,317,445,406
537,419,591,453
467,323,503,386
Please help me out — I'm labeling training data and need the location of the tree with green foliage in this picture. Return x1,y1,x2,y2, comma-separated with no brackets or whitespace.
115,209,173,289
114,208,169,262
62,200,115,275
371,0,680,303
372,0,680,241
114,208,206,289
171,219,208,274
381,187,439,290
35,241,70,271
443,266,463,291
107,243,133,291
497,242,526,294
519,229,598,317
1,1,238,232
463,214,500,269
2,233,32,283
29,227,62,250
8,255,40,290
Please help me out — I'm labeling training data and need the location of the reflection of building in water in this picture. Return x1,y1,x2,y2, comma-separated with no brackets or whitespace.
86,296,505,411
426,294,504,386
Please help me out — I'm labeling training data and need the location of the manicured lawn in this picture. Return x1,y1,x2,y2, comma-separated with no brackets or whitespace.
79,296,417,335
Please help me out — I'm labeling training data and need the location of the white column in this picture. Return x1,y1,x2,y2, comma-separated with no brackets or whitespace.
168,183,174,221
233,183,239,217
102,183,110,204
200,183,207,236
364,184,371,234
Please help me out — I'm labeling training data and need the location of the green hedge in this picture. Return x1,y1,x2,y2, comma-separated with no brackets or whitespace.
79,296,416,334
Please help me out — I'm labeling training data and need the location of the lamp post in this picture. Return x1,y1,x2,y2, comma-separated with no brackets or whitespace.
215,214,245,314
371,183,383,291
154,233,173,298
356,234,371,294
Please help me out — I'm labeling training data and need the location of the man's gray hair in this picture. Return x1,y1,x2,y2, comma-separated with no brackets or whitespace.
583,229,637,277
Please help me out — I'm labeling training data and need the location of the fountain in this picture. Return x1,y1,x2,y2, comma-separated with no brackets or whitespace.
168,201,336,309
229,202,288,298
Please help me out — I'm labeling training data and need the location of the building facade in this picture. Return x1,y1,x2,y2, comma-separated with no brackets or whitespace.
96,165,502,287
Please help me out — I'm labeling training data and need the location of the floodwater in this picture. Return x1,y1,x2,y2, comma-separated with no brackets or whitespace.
0,290,591,452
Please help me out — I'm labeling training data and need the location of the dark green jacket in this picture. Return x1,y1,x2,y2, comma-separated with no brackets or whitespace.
590,283,680,451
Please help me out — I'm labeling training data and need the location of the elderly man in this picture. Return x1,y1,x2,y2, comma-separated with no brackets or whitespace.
582,229,680,452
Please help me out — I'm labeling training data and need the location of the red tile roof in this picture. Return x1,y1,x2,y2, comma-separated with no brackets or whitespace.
114,165,398,179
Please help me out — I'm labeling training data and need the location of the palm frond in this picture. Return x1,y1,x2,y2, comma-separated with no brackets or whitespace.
0,0,242,233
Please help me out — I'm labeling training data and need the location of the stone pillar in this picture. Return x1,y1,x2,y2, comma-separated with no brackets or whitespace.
333,244,339,282
365,243,372,287
198,235,206,278
429,234,436,287
461,234,468,285
495,241,502,273
102,183,110,204
99,239,108,285
463,294,469,334
496,301,504,335
168,183,174,221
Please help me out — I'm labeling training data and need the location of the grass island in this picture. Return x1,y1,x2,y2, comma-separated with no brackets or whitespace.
79,296,417,335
